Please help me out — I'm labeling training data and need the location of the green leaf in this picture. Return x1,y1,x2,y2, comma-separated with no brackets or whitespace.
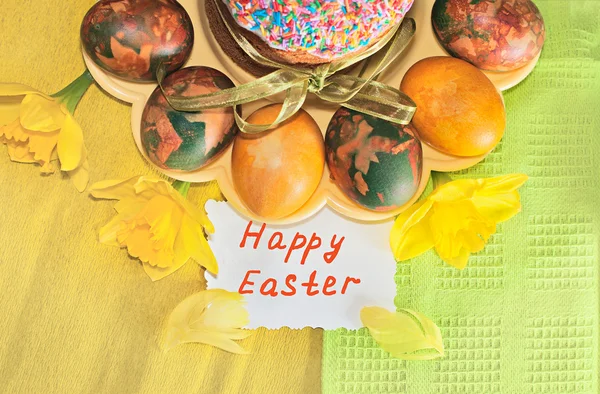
360,307,444,360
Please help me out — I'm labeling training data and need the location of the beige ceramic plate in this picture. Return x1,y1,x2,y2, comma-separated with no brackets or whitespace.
83,0,539,225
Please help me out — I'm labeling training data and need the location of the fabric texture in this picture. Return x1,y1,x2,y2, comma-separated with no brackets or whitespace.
0,1,321,393
322,1,600,393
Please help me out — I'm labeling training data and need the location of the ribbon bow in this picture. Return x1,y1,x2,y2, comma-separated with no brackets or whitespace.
157,0,417,134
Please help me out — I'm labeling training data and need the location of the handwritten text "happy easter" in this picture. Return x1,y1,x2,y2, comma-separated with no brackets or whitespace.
237,222,361,297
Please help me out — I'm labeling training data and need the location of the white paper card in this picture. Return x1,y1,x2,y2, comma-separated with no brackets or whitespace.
205,201,397,329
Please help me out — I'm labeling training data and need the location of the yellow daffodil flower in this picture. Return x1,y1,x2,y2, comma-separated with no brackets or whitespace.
390,173,528,269
0,71,93,191
90,176,218,281
165,289,251,354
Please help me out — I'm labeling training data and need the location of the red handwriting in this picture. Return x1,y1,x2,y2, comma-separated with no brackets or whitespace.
268,232,286,250
237,270,360,297
260,278,278,297
341,277,361,294
240,221,345,265
239,269,261,294
301,271,319,296
281,274,297,296
324,235,345,264
322,276,337,295
239,222,265,249
237,222,360,298
285,232,307,263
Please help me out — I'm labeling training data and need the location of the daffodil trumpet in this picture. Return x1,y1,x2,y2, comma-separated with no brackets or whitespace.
390,172,528,269
0,71,94,191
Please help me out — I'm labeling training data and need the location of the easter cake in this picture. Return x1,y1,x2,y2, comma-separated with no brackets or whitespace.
207,0,415,75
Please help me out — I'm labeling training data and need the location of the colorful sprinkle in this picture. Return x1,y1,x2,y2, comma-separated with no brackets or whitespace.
223,0,414,60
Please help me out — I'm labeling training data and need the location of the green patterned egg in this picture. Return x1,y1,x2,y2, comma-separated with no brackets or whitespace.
432,0,546,72
325,108,423,211
81,0,194,81
141,66,238,171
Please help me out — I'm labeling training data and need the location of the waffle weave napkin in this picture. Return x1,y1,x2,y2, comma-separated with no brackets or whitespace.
322,1,600,393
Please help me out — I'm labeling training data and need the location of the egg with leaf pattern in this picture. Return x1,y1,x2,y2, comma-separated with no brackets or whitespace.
326,108,423,212
81,0,194,81
141,66,238,171
432,0,546,71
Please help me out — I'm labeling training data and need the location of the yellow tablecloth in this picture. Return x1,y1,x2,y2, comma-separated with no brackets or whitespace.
0,1,321,392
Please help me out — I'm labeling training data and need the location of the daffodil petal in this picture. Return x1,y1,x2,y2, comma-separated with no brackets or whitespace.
177,214,218,274
68,155,89,192
19,94,64,132
165,289,250,353
90,176,142,200
212,328,253,340
477,174,529,195
143,260,186,282
435,228,467,265
40,161,55,174
99,215,126,246
430,178,477,202
133,176,173,199
27,129,59,164
468,217,496,242
201,295,250,329
390,198,435,261
169,289,236,328
0,100,22,126
123,225,155,262
0,119,29,142
360,307,444,360
0,83,44,97
175,331,250,354
456,227,486,254
392,199,434,237
472,192,523,223
57,114,84,171
186,181,225,234
391,218,434,261
137,177,213,228
6,140,36,163
132,177,217,235
438,245,470,270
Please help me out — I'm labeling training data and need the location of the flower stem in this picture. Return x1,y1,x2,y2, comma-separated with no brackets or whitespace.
51,69,94,115
431,171,453,189
172,180,191,198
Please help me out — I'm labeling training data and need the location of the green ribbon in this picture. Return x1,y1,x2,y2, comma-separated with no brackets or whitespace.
157,0,417,134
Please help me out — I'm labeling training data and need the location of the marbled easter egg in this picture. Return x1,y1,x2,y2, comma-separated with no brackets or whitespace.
81,0,194,81
326,108,423,212
141,66,238,171
232,105,325,220
400,57,506,157
432,0,545,71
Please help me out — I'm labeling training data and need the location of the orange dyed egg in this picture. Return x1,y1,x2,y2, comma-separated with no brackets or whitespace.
231,105,325,219
400,57,506,157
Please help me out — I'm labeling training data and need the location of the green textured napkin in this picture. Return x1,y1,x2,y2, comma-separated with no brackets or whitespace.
322,1,600,393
